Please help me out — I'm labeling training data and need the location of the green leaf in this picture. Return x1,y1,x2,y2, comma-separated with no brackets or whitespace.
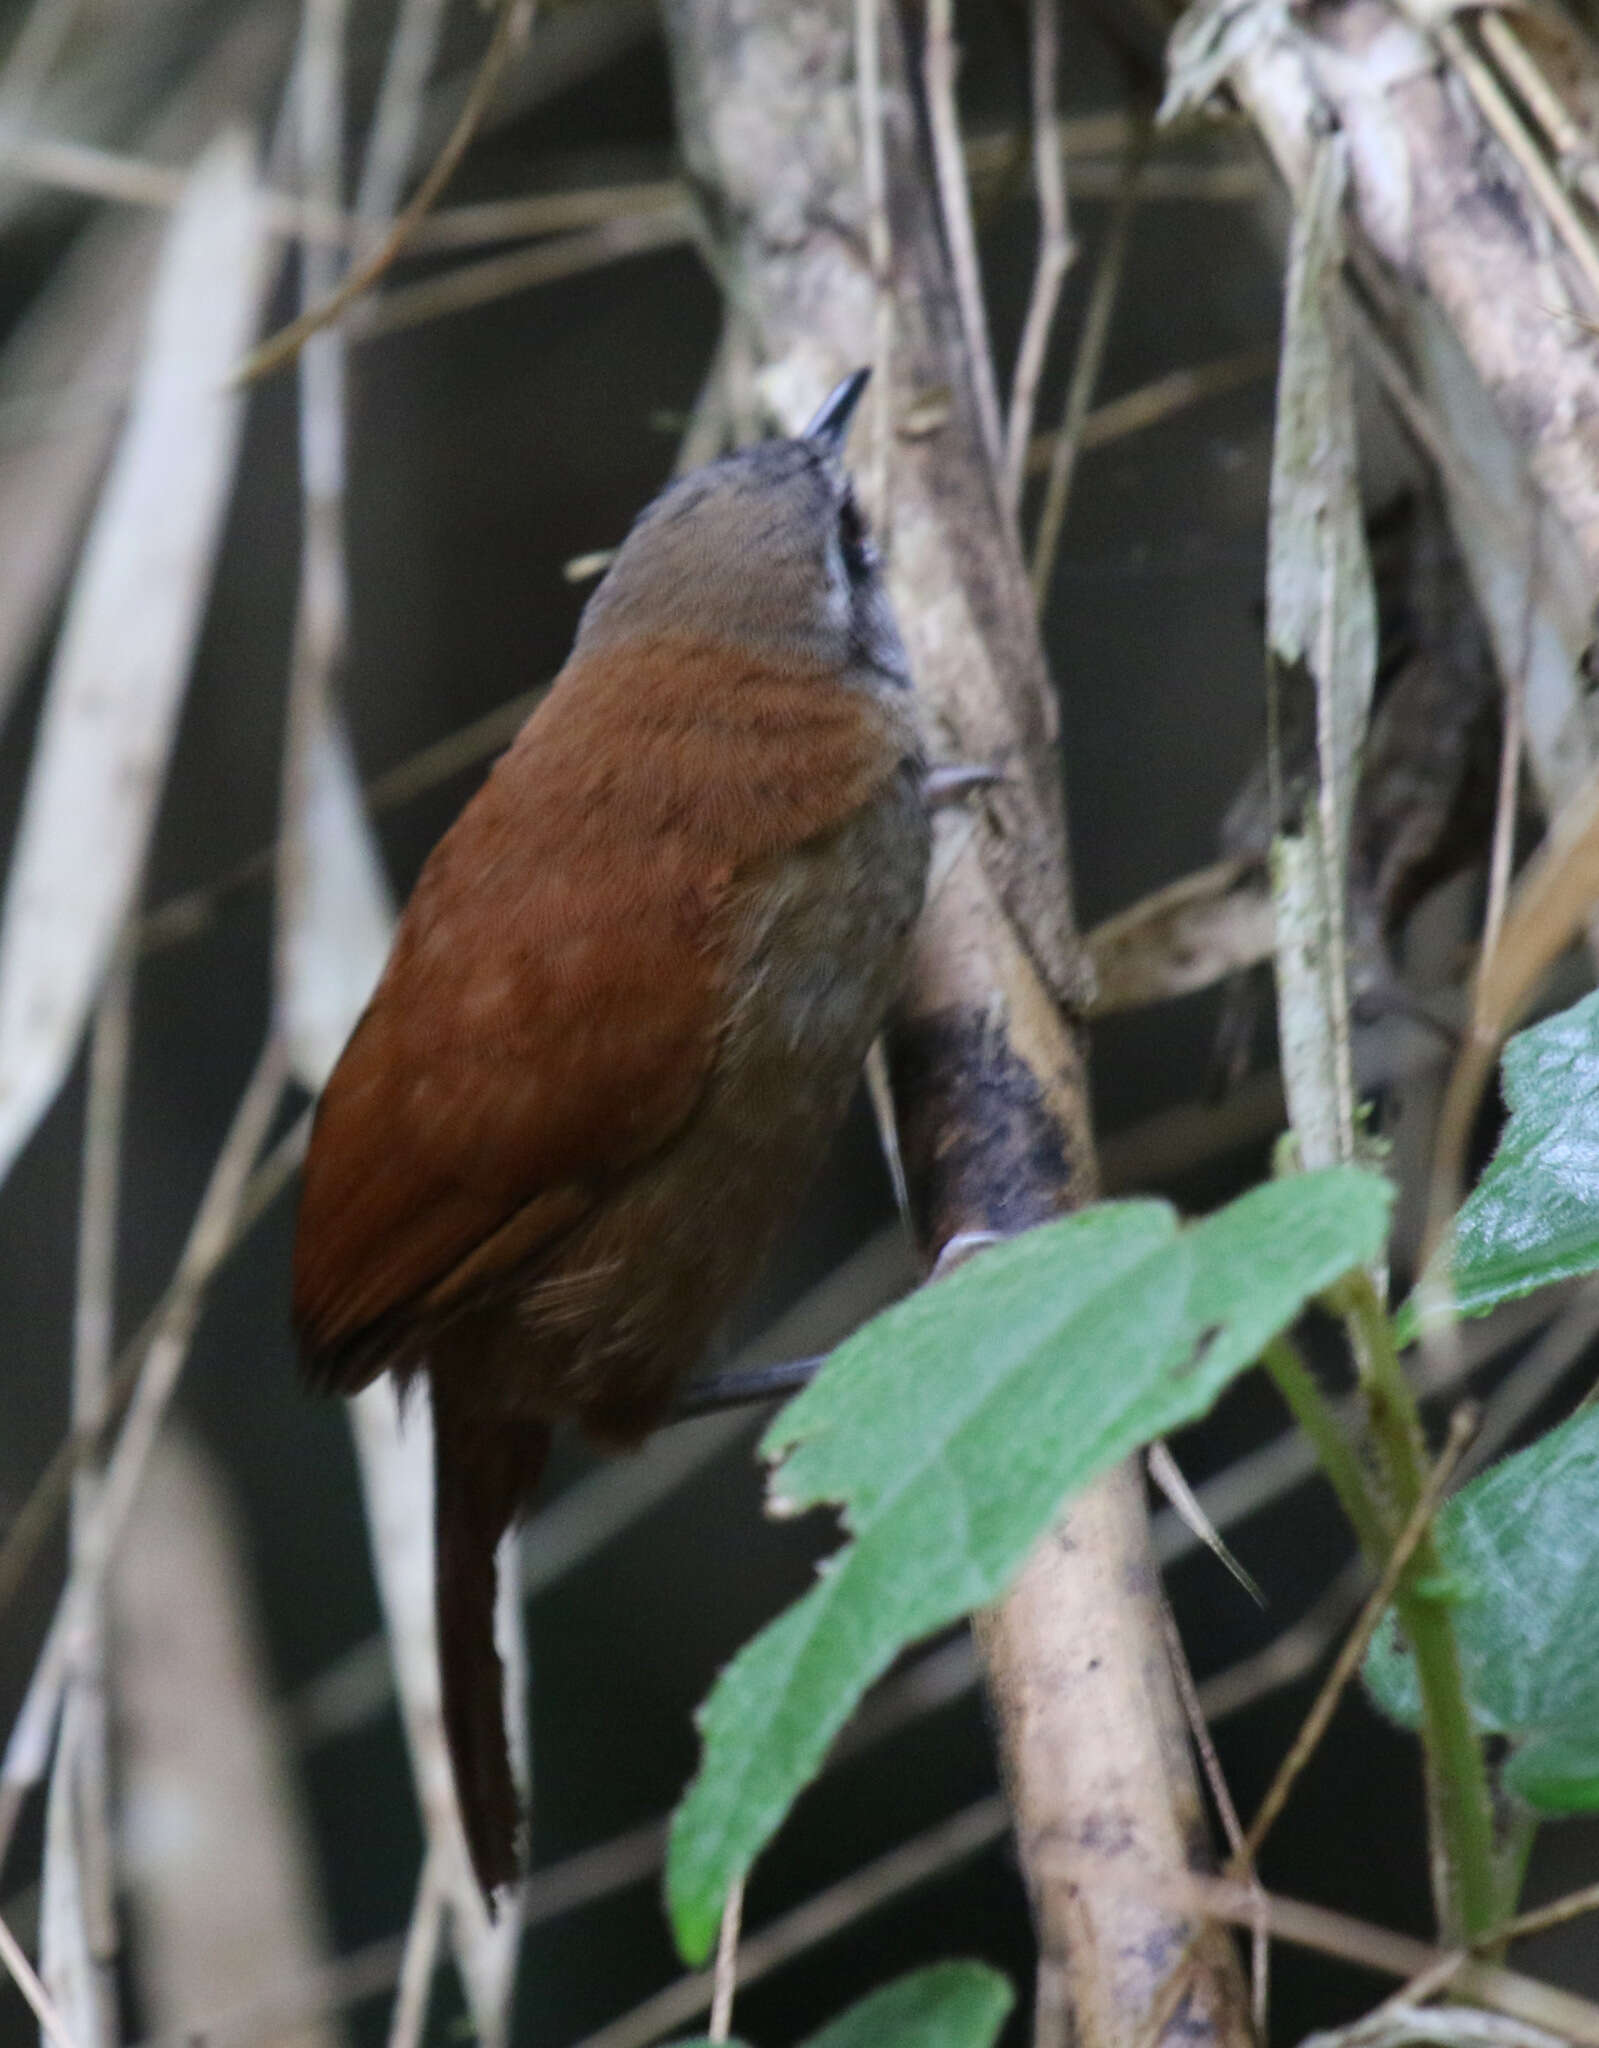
667,1168,1392,1960
800,1962,1013,2048
663,1962,1012,2048
1401,989,1599,1339
1365,1404,1599,1813
1505,1722,1599,1812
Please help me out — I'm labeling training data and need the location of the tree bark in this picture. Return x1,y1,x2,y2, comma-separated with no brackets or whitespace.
661,7,1253,2044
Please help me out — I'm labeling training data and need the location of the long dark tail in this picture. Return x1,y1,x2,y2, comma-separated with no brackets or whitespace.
431,1375,551,1905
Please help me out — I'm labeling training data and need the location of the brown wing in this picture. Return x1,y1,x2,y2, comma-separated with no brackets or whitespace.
292,634,902,1389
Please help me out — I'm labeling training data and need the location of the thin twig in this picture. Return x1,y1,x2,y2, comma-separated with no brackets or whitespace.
71,950,131,1487
1001,0,1071,512
1156,1598,1267,2037
0,1899,80,2048
354,205,695,340
856,0,894,530
0,1037,289,1873
571,1797,1009,2048
67,1031,288,1568
708,1875,745,2042
1432,15,1599,315
1239,1405,1477,1865
1477,11,1599,211
236,0,536,382
1489,1878,1599,1948
40,946,132,2047
0,138,675,255
1376,1949,1470,2015
1160,1874,1599,2045
416,175,685,249
385,1852,445,2048
0,109,1265,267
1030,131,1145,599
0,1109,309,1627
1036,346,1277,470
923,0,1002,471
0,133,202,213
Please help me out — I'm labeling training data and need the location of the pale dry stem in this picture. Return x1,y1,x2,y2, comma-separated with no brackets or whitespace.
0,1900,80,2048
1156,1875,1599,2046
1155,1597,1268,2037
385,1852,445,2048
856,0,894,529
1001,0,1073,514
0,1034,288,1874
1030,136,1144,599
708,1874,745,2042
923,0,1002,471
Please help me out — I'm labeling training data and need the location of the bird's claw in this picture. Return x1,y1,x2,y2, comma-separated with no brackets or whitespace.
931,1229,1005,1279
922,761,1008,811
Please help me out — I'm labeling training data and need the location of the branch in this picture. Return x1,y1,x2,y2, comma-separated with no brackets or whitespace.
660,6,1251,2045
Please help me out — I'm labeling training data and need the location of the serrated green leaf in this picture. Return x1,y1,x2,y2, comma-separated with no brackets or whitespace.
1402,989,1599,1339
667,1168,1392,1960
1364,1404,1599,1816
801,1962,1013,2048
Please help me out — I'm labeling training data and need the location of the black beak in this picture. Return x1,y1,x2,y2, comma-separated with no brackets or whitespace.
803,368,871,455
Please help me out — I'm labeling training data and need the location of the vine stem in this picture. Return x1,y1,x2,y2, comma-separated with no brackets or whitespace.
1333,1272,1501,1942
1239,1406,1476,1867
1260,1334,1392,1561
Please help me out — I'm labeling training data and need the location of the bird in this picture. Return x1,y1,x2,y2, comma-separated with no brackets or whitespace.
291,370,931,1904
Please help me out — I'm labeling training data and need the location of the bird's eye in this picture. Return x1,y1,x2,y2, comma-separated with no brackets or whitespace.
837,490,876,582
